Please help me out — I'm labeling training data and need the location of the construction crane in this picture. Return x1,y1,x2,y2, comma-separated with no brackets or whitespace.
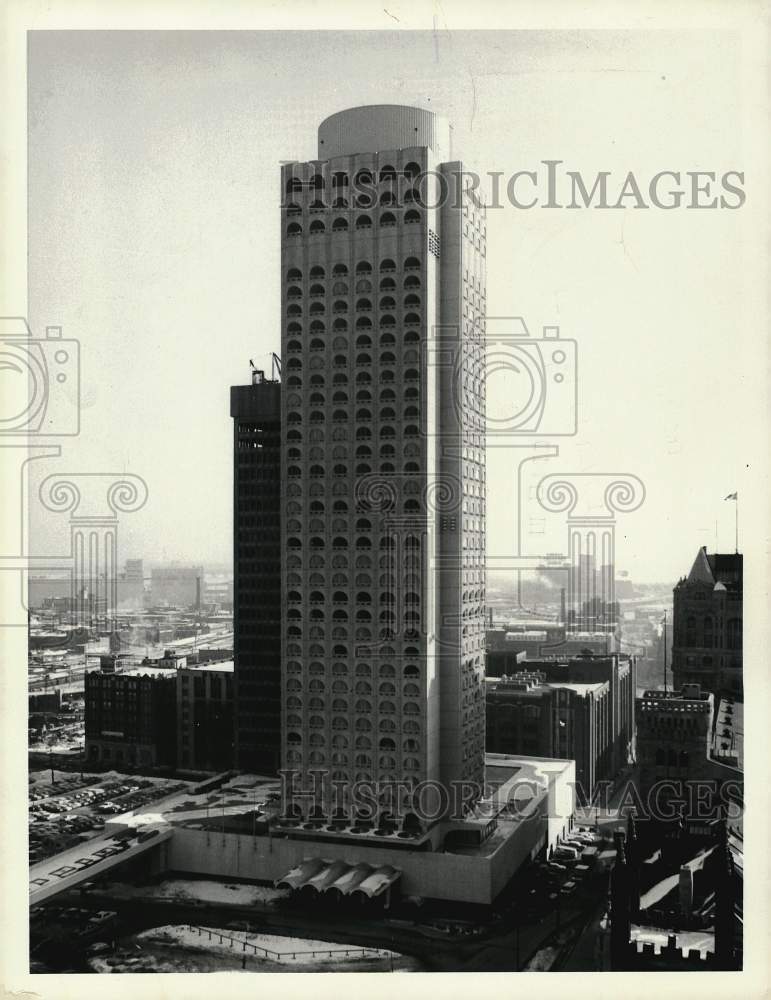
249,354,281,383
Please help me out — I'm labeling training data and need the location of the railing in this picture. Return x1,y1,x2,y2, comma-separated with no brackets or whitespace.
184,924,395,963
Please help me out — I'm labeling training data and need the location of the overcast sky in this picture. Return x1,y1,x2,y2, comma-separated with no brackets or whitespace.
26,29,754,582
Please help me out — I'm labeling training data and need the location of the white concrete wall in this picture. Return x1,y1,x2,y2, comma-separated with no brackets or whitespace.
166,811,548,906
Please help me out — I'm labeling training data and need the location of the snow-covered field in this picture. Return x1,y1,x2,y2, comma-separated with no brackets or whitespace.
88,923,405,972
106,877,288,906
141,924,393,964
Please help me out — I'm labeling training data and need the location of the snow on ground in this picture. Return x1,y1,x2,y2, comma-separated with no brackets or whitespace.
138,924,397,966
639,873,680,910
109,877,288,906
631,924,714,955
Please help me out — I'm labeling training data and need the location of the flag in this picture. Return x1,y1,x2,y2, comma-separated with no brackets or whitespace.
724,492,737,501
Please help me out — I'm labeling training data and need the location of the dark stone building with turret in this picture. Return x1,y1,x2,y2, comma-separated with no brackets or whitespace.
671,547,742,699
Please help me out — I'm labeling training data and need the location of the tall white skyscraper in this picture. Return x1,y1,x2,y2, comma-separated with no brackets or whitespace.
281,106,486,827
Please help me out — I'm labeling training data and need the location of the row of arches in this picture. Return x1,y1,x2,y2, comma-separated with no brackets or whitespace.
284,548,422,567
288,276,421,300
287,191,423,211
287,294,422,312
286,394,420,415
287,212,420,236
286,660,421,676
285,258,420,282
285,163,422,194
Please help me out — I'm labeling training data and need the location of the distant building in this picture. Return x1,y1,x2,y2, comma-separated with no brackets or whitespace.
486,670,612,799
203,578,234,610
150,565,204,608
28,689,63,714
85,667,177,768
635,684,742,813
636,685,713,795
193,647,232,665
495,654,637,779
486,627,618,668
141,649,188,670
671,547,742,698
117,558,145,609
230,369,282,774
176,662,235,772
28,575,71,608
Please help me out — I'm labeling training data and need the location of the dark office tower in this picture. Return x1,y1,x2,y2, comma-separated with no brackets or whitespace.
231,368,282,773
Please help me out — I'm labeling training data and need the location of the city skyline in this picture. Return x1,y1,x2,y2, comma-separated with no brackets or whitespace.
14,19,756,981
25,29,750,584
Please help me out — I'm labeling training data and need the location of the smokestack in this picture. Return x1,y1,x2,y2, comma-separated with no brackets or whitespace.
560,588,566,625
196,576,201,612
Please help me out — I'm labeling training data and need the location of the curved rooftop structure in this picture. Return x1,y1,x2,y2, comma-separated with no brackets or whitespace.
317,104,451,160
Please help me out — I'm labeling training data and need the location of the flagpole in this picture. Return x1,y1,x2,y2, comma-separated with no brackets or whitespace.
735,495,738,553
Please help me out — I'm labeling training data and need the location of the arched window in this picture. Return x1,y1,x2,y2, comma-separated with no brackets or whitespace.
286,222,302,236
380,212,396,227
356,214,372,229
332,218,348,231
309,219,326,234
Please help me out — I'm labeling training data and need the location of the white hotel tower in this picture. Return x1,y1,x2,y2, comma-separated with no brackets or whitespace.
281,106,486,826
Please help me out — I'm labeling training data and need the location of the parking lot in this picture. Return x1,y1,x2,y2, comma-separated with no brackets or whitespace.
28,770,192,864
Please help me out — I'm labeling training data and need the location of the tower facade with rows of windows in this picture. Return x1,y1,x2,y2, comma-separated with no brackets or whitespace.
281,106,486,825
